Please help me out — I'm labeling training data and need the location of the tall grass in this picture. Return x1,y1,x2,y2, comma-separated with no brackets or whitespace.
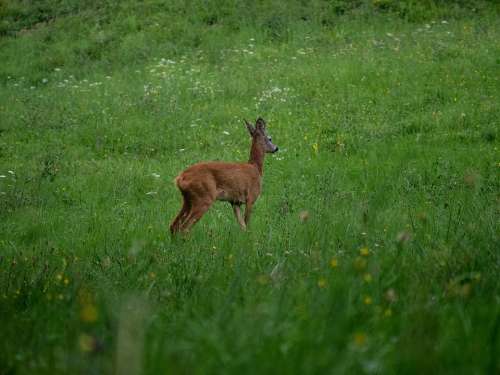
0,1,499,374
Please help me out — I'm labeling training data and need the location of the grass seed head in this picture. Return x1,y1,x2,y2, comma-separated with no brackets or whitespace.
298,210,310,222
396,230,411,244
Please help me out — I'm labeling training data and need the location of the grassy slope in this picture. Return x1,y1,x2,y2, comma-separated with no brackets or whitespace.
0,1,499,374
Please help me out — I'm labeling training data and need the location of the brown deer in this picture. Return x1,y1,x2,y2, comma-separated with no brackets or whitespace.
170,117,278,234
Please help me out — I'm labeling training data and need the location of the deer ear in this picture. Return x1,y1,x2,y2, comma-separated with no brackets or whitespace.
256,117,266,131
244,119,255,135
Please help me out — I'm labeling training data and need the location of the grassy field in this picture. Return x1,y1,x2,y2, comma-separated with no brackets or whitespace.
0,1,499,374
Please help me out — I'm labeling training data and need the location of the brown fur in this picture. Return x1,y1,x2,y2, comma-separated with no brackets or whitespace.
170,118,277,234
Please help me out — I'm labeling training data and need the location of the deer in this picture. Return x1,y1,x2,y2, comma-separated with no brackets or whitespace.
170,117,278,235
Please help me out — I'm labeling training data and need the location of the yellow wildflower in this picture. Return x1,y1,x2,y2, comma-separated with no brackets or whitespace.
353,332,367,347
78,334,96,353
80,304,98,323
359,247,369,256
317,278,327,288
330,257,338,269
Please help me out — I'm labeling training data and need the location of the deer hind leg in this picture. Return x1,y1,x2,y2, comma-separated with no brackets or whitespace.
178,181,216,233
180,197,213,233
170,195,191,235
232,203,247,230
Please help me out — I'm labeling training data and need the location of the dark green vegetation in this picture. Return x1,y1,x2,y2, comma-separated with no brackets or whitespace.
1,1,499,374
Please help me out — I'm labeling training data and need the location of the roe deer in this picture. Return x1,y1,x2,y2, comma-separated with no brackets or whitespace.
170,117,278,234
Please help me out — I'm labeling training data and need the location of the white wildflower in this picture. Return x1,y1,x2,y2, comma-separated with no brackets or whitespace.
151,173,161,178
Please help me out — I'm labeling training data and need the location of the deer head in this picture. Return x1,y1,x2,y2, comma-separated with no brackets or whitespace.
245,118,279,153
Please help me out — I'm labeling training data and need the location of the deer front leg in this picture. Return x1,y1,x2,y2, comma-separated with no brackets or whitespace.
232,203,247,230
244,199,255,227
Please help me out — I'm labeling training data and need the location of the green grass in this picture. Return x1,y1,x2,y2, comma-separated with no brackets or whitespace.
0,1,499,374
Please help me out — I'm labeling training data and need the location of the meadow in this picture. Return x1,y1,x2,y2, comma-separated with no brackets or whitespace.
0,1,499,374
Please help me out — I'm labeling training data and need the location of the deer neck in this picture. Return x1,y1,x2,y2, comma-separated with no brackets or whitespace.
249,140,265,175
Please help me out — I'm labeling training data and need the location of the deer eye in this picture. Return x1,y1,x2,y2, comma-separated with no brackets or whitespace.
268,136,272,142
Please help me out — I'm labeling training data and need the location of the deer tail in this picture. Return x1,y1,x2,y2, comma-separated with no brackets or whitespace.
174,174,188,191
